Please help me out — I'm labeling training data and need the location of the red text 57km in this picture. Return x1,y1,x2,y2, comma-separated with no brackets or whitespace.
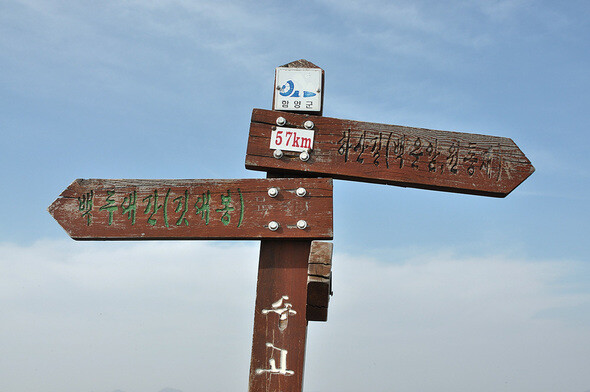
270,128,315,153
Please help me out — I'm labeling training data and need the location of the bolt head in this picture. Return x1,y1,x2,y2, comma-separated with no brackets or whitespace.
296,220,308,230
304,120,314,129
273,149,284,159
276,117,286,126
296,187,307,197
299,150,310,161
268,187,279,198
268,221,279,231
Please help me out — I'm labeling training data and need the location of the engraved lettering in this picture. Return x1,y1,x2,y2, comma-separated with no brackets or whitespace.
255,343,294,376
143,189,171,227
173,190,190,226
194,190,211,225
409,137,423,169
392,135,405,168
353,131,366,164
121,191,137,225
480,145,494,178
463,143,478,176
384,132,392,169
446,142,459,174
426,139,440,173
78,190,93,226
99,190,117,225
337,129,351,162
262,295,297,331
215,190,235,226
370,133,382,167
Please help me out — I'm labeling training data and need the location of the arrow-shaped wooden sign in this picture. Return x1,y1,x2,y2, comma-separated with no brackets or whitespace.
48,178,333,240
246,109,535,197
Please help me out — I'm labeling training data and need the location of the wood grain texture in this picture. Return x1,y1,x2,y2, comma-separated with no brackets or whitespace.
246,109,535,197
306,241,333,322
248,240,311,392
48,178,333,240
279,59,321,68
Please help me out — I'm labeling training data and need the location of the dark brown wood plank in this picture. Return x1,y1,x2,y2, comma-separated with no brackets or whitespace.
245,108,535,197
248,240,311,392
48,178,333,240
306,241,333,322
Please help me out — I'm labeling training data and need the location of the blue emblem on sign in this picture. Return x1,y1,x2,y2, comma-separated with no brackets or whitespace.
279,80,317,98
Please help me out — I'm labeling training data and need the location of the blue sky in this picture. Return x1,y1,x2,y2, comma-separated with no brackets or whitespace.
1,1,589,391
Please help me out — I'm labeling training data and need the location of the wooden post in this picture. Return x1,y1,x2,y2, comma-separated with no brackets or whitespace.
248,60,326,392
248,240,311,392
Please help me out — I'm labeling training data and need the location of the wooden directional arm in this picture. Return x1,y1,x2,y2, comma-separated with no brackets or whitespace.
48,178,333,240
246,108,535,197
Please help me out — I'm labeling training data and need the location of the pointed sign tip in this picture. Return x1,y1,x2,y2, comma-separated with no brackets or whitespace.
47,198,59,218
280,59,321,69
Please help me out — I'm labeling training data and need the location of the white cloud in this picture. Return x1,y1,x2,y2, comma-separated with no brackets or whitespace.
0,240,259,392
307,251,590,392
1,240,589,392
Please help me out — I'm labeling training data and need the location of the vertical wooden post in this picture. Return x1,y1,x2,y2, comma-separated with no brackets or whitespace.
248,240,311,392
248,59,325,392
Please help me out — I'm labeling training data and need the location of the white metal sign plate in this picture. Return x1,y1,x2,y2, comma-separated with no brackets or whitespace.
274,68,322,112
270,127,315,152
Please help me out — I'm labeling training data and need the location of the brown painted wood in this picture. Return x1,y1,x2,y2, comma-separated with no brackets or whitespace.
48,178,333,240
307,241,333,322
248,240,311,392
246,108,535,197
248,59,327,392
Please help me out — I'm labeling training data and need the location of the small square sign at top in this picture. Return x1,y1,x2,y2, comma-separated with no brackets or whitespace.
274,67,322,113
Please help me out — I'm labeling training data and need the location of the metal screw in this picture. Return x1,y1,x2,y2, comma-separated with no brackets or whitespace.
304,120,314,129
273,149,283,159
296,220,308,230
276,117,286,126
268,187,279,198
299,150,310,161
296,187,307,197
268,221,279,231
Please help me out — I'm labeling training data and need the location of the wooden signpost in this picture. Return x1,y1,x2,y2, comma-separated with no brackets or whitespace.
49,58,534,392
49,178,333,240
